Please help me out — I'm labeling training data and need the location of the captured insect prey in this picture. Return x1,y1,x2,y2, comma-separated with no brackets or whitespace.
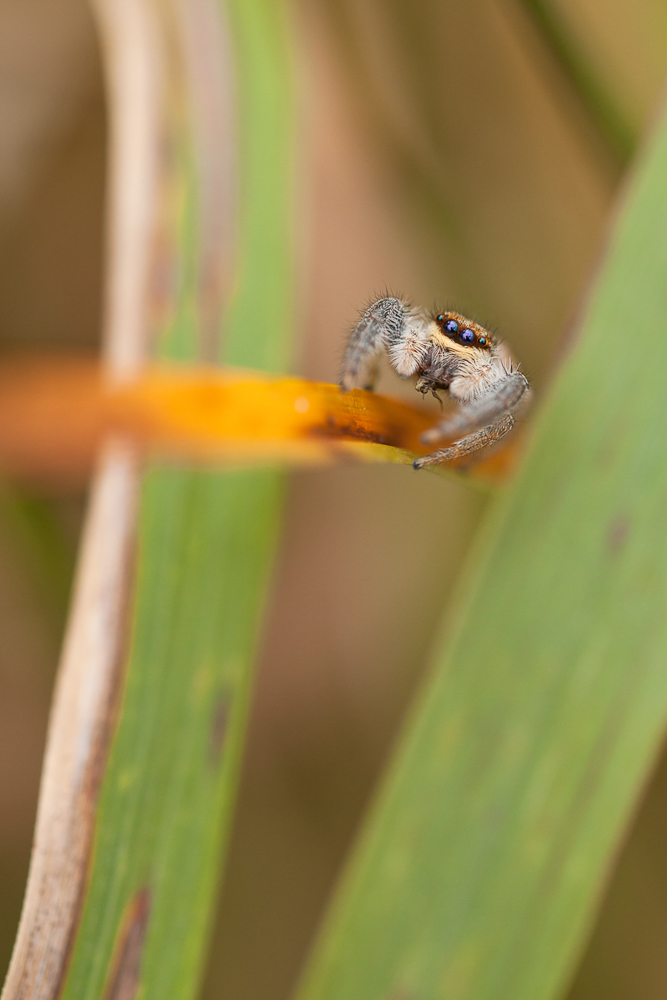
339,296,530,469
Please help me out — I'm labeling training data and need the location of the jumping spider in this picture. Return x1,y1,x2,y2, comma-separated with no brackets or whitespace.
340,296,530,469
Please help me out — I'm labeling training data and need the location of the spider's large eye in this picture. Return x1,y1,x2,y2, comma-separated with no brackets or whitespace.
445,320,458,335
460,328,474,344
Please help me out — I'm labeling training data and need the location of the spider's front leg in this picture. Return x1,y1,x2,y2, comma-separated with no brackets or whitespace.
413,414,515,470
421,369,529,447
340,296,410,391
414,367,529,470
422,368,530,444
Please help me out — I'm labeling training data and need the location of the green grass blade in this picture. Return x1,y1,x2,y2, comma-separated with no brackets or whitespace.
57,2,296,999
61,467,286,1000
296,96,667,1000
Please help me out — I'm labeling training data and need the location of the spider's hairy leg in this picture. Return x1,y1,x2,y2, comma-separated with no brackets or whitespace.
413,414,515,470
422,369,529,446
340,296,407,391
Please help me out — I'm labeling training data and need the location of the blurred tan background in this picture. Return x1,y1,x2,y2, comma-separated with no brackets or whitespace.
1,2,667,999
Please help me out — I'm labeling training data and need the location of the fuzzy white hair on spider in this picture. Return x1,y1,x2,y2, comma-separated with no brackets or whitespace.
340,296,530,469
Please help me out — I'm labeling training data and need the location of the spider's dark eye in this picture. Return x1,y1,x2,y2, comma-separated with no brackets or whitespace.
460,328,474,344
436,313,444,322
479,336,487,346
445,320,458,335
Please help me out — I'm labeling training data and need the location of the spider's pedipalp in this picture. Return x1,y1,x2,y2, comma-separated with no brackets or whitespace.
340,296,408,391
387,329,428,378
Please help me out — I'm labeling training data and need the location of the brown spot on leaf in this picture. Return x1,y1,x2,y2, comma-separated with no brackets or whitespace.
311,416,388,445
103,887,152,1000
209,695,230,766
607,514,631,553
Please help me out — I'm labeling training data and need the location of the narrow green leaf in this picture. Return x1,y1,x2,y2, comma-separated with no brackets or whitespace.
296,96,667,1000
59,2,295,998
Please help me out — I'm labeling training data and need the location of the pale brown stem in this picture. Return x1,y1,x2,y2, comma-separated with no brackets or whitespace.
1,444,139,1000
0,0,162,994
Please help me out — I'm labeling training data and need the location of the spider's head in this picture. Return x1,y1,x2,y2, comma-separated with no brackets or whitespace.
432,312,494,352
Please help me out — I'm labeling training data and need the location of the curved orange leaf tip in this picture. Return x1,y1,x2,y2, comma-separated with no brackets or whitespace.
0,356,522,487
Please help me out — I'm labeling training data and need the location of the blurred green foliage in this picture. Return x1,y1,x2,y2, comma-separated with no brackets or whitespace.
2,3,667,1000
